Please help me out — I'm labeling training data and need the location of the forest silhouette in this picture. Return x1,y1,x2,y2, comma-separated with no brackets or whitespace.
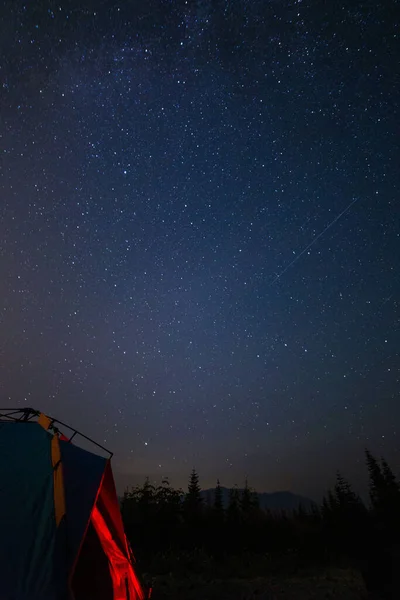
121,450,400,599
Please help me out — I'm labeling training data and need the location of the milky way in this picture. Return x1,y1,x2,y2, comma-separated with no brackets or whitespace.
1,0,398,499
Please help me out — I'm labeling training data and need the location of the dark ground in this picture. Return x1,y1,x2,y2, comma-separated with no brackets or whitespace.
148,568,369,600
138,551,376,600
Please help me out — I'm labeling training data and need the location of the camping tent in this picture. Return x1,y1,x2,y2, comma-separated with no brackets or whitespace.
0,409,146,600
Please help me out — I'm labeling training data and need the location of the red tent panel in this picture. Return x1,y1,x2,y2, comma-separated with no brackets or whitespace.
91,462,145,600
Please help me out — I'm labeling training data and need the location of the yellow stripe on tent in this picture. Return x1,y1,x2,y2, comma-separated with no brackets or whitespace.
37,413,66,525
38,413,52,430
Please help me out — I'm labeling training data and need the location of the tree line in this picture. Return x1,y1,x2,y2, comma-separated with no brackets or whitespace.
121,450,400,597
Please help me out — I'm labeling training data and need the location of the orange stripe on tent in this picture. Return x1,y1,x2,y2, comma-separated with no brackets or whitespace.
38,412,52,430
51,435,66,526
38,412,66,525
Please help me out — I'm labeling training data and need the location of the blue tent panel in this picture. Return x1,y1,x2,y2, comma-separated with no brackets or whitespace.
59,437,107,574
0,422,58,600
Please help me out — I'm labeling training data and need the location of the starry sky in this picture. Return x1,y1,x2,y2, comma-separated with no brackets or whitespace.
1,0,399,501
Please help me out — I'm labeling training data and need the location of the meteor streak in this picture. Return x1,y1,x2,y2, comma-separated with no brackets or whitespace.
272,197,359,283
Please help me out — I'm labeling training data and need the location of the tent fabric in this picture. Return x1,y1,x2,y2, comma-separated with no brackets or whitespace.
0,419,145,600
51,434,66,527
92,504,135,599
94,462,145,600
0,422,59,599
58,436,107,576
38,412,53,431
71,521,114,599
97,461,131,558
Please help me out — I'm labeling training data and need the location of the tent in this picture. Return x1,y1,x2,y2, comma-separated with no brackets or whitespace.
0,408,147,600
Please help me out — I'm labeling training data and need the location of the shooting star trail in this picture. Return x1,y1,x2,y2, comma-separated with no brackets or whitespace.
272,197,359,284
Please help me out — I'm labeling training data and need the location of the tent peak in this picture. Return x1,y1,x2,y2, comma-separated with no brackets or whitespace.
0,407,113,458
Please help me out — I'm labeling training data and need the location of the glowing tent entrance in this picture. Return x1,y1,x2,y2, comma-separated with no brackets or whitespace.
0,408,146,600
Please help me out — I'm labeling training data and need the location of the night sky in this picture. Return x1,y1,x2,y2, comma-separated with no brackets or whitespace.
1,0,399,501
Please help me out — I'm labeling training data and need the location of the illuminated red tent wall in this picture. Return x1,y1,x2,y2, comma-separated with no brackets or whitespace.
0,408,147,600
71,459,145,599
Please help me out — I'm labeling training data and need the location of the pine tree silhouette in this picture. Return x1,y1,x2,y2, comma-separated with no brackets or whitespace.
187,468,202,501
214,479,224,517
327,489,338,512
365,450,386,512
121,477,157,559
210,478,225,558
334,471,365,512
321,495,330,519
184,468,203,520
381,458,400,494
362,451,399,598
155,477,182,521
241,478,253,514
227,485,241,524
